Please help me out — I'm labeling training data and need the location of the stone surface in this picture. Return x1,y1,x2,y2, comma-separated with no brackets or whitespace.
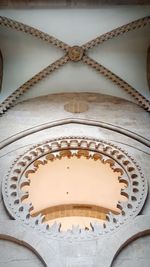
0,93,150,142
0,93,149,267
0,240,44,267
112,235,150,267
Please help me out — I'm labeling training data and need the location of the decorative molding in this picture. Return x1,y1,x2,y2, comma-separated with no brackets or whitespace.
0,16,150,116
0,118,150,151
2,137,148,240
0,216,150,267
68,46,84,62
0,220,55,267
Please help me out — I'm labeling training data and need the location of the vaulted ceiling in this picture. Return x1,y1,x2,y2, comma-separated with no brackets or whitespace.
0,7,150,112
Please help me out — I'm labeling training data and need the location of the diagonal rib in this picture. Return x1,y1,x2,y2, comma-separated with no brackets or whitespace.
0,55,70,115
82,55,150,111
82,16,150,51
0,16,70,52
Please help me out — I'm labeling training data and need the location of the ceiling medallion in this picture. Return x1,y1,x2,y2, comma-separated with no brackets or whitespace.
68,46,84,62
2,137,147,240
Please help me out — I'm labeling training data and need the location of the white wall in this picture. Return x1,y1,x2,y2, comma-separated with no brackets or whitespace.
0,6,150,103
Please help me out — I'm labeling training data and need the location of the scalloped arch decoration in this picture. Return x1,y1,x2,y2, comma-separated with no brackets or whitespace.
2,137,148,240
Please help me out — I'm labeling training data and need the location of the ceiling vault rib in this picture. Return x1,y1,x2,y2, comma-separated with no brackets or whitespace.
0,55,69,115
0,16,150,116
82,55,150,111
0,16,70,52
82,16,150,51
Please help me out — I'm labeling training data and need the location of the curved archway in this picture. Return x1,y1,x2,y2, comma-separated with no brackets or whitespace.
0,236,45,267
110,216,150,267
0,117,149,150
0,220,59,267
